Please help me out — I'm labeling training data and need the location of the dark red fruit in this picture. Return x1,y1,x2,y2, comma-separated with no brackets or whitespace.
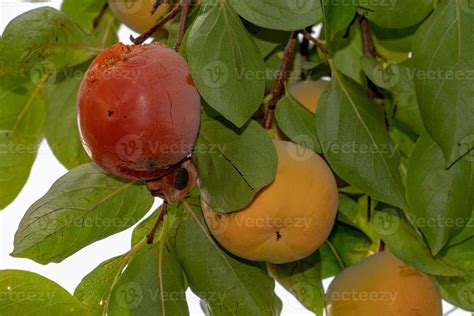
77,42,201,181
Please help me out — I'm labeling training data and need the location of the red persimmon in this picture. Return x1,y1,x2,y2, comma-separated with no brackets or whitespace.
77,42,201,181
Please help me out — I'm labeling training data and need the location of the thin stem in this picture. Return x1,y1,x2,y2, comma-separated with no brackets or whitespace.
359,15,380,58
92,2,109,30
378,240,385,252
262,32,297,130
131,3,182,45
174,0,191,51
146,201,169,244
300,29,329,61
151,0,164,15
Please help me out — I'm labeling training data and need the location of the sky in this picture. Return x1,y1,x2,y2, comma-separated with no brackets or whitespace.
0,1,466,315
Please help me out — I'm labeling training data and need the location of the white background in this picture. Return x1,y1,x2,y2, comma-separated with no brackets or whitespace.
0,1,467,315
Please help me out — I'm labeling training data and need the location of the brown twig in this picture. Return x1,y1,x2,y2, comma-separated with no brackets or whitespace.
151,0,164,15
146,201,169,244
262,32,297,130
174,0,191,51
92,2,109,30
300,29,329,61
131,3,182,45
359,15,380,58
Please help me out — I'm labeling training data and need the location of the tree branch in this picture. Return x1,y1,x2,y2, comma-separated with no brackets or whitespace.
262,32,297,130
300,29,329,61
151,0,164,15
131,3,182,45
174,0,191,51
92,2,109,30
147,201,169,244
359,15,380,58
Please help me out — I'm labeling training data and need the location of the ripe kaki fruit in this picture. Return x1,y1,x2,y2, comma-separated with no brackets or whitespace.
77,42,201,181
108,0,171,33
202,140,338,264
289,80,329,113
326,251,442,316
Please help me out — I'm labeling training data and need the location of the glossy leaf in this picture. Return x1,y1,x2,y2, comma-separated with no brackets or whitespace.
193,118,277,213
12,163,153,263
413,0,474,166
187,2,265,127
435,276,474,312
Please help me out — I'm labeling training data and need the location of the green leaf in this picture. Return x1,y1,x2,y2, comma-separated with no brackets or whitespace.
440,236,474,277
12,163,153,264
371,22,417,63
108,243,189,315
172,196,282,315
360,57,423,133
230,0,322,31
275,96,321,154
74,255,124,314
45,66,90,169
187,2,265,127
268,252,325,315
357,0,433,28
337,195,379,242
316,71,406,209
447,212,474,247
0,270,88,314
407,132,474,254
372,208,464,276
320,222,376,279
193,118,277,213
413,0,474,166
435,276,474,312
322,0,357,40
0,7,97,83
0,83,46,209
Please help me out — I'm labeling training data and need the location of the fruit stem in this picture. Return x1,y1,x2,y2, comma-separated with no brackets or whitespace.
151,0,164,15
359,15,380,59
174,0,191,51
262,32,298,130
378,240,385,252
92,2,109,30
131,3,182,45
299,29,329,62
146,201,169,244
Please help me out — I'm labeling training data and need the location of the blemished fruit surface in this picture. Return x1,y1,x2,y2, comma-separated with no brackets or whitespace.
326,251,442,316
202,140,338,264
289,80,329,113
108,0,171,33
77,42,201,181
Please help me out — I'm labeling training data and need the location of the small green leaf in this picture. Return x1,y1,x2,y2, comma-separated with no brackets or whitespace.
268,252,325,315
193,118,277,213
275,96,321,153
187,2,265,127
413,0,474,166
172,196,282,315
12,163,153,264
230,0,322,31
0,7,97,84
108,243,189,315
316,71,406,209
322,0,357,40
357,0,433,28
0,270,88,314
407,132,474,254
45,66,90,169
372,208,464,276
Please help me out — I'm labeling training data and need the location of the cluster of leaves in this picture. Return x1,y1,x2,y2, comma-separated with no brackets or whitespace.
0,0,473,315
